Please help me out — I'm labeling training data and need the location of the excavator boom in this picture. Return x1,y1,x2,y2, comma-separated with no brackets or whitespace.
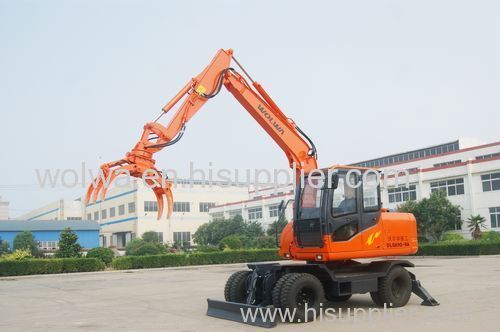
85,49,317,218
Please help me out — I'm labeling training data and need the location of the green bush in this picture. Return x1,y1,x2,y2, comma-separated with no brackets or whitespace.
112,249,281,270
0,258,105,276
219,235,242,250
142,231,163,243
440,233,465,242
196,245,220,252
133,243,165,256
480,231,500,242
125,239,167,256
13,231,39,255
112,253,188,270
417,241,500,256
86,247,115,265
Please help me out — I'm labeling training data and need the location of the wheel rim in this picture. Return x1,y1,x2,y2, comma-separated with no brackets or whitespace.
391,276,406,299
296,287,315,308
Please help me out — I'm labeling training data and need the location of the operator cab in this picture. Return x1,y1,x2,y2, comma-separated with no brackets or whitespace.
294,167,381,248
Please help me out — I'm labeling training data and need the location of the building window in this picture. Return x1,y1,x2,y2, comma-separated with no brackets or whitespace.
94,211,99,220
490,207,500,228
430,178,464,196
228,209,242,218
388,185,417,203
481,173,500,192
128,202,136,213
476,152,500,160
173,231,191,244
144,201,158,212
67,217,82,220
173,202,190,212
269,205,279,218
87,213,91,220
248,207,262,220
118,204,125,216
433,160,462,168
109,207,116,218
199,202,215,212
101,209,107,219
38,241,59,251
211,212,224,220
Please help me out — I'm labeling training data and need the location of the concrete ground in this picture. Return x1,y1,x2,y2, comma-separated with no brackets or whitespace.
1,256,499,332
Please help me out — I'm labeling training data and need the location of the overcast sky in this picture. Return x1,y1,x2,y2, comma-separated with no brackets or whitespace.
1,0,499,217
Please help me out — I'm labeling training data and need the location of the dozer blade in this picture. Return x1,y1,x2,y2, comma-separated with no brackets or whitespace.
206,299,277,328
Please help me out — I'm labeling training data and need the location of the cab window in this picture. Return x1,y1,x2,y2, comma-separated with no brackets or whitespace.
332,174,358,216
363,172,380,211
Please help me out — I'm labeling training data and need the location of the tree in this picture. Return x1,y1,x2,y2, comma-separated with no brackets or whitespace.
244,221,264,238
397,191,462,242
194,215,245,245
219,235,242,250
142,231,162,243
466,214,487,240
267,218,288,237
86,247,115,265
1,240,10,255
13,231,39,255
55,227,82,258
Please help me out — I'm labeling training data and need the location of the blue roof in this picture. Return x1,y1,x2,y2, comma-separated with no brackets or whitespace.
0,220,99,232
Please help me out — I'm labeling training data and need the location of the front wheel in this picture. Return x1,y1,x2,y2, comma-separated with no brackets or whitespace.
276,273,325,323
224,270,251,303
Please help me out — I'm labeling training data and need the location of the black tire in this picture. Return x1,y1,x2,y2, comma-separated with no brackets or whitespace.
272,273,293,308
326,294,352,302
224,270,251,303
371,266,412,308
278,273,325,323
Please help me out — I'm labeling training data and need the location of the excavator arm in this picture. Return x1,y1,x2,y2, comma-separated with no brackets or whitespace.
85,49,318,219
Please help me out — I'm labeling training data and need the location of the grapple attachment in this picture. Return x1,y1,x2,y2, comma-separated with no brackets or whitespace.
85,122,175,219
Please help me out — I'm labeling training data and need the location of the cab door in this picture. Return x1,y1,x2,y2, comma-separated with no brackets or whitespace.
326,171,364,252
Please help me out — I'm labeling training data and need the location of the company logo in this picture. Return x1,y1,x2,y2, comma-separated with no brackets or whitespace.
258,104,285,135
366,231,381,246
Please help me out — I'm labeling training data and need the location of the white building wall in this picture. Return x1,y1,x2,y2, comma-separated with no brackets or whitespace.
82,180,249,247
378,141,500,234
209,185,295,231
18,199,82,221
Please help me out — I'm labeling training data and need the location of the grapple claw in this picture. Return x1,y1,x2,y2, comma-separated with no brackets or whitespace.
86,120,176,220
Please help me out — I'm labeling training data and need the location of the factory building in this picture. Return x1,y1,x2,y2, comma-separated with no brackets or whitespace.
0,196,9,219
83,180,249,248
210,139,500,236
0,220,99,251
17,199,83,221
352,138,500,234
208,186,294,230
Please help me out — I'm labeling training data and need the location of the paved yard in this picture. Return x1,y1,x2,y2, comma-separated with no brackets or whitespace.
1,256,499,331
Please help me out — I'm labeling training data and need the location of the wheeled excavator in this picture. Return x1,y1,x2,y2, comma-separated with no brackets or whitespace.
85,49,438,327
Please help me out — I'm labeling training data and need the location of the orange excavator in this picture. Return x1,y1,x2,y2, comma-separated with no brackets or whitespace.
86,49,438,327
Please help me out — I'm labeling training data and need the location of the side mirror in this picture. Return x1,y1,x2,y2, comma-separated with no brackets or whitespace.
278,200,285,213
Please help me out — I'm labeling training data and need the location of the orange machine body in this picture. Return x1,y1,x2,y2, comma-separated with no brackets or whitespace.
280,212,418,261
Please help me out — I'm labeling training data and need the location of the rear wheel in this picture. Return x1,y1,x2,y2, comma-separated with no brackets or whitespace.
224,270,251,303
277,273,325,323
370,266,412,308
